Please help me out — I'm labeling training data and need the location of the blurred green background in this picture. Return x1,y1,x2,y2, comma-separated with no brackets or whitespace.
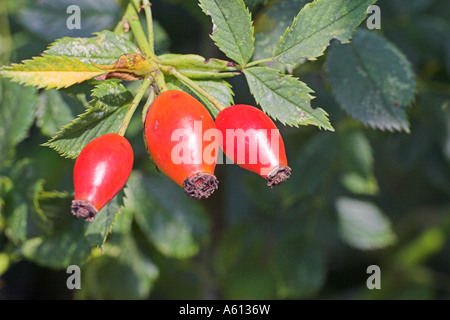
0,0,449,300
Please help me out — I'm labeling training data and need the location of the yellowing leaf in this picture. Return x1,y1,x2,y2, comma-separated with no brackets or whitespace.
0,55,105,90
90,54,155,79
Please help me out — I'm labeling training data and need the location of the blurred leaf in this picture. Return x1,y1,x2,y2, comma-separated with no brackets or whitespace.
338,129,374,177
444,35,450,76
340,172,379,195
0,55,105,90
37,190,73,226
338,128,379,195
216,223,276,299
244,66,333,130
123,172,210,259
244,0,269,9
199,0,254,65
20,191,124,269
18,0,120,42
283,133,337,203
44,80,133,159
80,234,159,300
36,90,74,137
223,263,276,299
272,235,325,298
395,227,446,268
387,0,434,14
326,30,416,132
0,252,9,276
215,223,264,276
336,197,397,250
274,0,376,64
44,30,141,65
153,20,170,55
253,0,310,66
2,160,47,244
0,78,37,166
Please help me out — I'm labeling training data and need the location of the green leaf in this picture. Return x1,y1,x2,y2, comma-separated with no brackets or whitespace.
243,66,333,130
340,173,378,196
199,0,254,65
44,30,141,65
36,90,74,137
81,235,159,299
0,78,38,166
44,80,133,159
2,160,47,244
21,191,124,269
166,77,234,118
336,197,397,250
394,227,446,269
283,133,337,203
18,0,120,42
253,0,310,64
0,55,105,90
215,224,276,299
337,128,378,195
273,235,325,298
159,53,238,79
326,30,416,132
274,0,376,64
123,172,210,259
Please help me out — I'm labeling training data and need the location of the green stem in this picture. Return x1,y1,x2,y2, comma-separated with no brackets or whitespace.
245,57,274,68
153,70,168,92
142,86,156,123
124,0,153,58
142,0,155,58
159,65,226,112
118,76,152,136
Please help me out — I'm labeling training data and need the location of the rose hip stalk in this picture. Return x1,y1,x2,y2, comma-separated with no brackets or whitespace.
144,90,219,199
71,133,134,221
215,104,291,187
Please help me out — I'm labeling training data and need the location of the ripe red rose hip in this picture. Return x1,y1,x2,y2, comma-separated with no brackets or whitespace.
144,90,219,199
215,104,291,187
71,133,133,221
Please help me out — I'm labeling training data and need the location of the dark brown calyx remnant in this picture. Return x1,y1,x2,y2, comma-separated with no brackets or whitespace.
71,200,98,221
184,173,219,199
266,165,292,188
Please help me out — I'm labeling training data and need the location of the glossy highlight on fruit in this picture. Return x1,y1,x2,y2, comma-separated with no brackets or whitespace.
144,90,219,199
71,133,134,221
215,104,291,187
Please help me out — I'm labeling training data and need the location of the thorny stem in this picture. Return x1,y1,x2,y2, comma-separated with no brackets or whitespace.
159,65,226,112
118,76,152,136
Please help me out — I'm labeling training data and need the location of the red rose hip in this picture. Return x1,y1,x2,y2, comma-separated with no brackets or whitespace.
144,90,219,199
71,133,133,221
215,104,291,187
